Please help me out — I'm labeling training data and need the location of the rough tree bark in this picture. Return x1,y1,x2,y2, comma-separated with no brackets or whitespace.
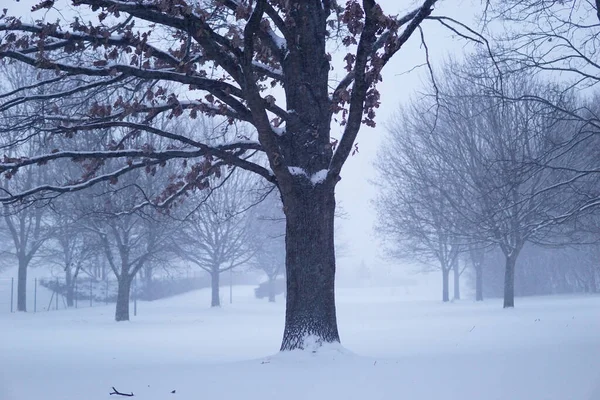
280,184,338,350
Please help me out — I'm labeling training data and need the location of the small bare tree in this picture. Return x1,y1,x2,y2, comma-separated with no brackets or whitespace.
174,170,258,307
44,207,97,307
374,122,463,302
0,64,55,312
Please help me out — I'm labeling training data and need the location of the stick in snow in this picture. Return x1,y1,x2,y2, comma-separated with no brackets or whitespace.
110,387,134,397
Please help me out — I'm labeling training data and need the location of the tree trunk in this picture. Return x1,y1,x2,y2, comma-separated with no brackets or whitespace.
66,283,74,307
268,276,276,303
211,270,220,307
17,255,27,312
65,267,74,307
453,260,460,300
442,267,450,303
115,277,132,321
280,184,339,351
503,254,517,308
475,263,483,301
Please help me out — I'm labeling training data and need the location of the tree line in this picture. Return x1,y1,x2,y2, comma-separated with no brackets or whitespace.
374,3,600,305
0,67,287,319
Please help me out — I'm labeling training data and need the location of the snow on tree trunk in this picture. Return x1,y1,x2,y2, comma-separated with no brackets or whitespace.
503,254,517,308
211,271,220,308
442,267,450,303
280,184,339,351
115,277,132,321
17,255,27,312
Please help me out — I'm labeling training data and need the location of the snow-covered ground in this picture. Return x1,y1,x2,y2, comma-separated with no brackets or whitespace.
1,286,600,400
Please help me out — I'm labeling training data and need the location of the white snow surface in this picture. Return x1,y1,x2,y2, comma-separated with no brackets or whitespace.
1,286,600,400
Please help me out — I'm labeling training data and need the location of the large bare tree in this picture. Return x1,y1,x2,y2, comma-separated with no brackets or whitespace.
0,0,471,349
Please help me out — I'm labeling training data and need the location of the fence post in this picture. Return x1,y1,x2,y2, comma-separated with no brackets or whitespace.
10,277,14,313
105,280,109,305
230,268,233,304
75,278,78,309
55,277,59,310
89,280,93,307
34,278,37,313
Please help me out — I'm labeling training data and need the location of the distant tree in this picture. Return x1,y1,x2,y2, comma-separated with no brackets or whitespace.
2,187,49,312
247,189,285,302
174,170,258,307
45,207,96,307
79,163,178,321
374,112,463,302
357,260,371,283
467,244,487,301
451,257,466,301
0,64,55,312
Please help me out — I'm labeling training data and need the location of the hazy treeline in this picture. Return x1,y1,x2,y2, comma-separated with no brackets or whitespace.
375,52,600,304
0,65,286,320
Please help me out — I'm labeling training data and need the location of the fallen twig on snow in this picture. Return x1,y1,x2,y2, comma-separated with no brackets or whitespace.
109,387,134,397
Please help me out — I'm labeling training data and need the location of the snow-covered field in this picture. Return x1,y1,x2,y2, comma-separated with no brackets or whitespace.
1,286,600,400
